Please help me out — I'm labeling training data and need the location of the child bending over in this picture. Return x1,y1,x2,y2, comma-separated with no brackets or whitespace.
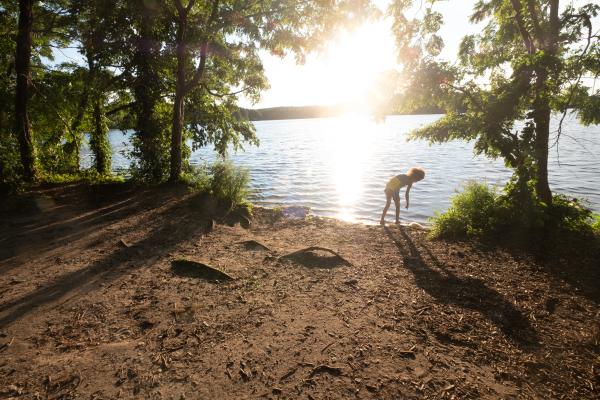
380,167,425,225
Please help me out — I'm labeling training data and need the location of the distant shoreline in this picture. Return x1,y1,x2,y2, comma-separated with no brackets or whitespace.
109,106,443,130
237,105,444,121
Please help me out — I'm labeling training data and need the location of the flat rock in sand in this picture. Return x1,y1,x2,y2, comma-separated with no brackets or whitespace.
281,246,351,269
171,259,234,282
240,240,270,252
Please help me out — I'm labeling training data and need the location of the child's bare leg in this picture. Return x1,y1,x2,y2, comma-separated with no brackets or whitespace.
393,194,400,223
381,192,392,225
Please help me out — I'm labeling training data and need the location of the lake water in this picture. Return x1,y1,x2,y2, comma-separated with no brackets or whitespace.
85,114,600,224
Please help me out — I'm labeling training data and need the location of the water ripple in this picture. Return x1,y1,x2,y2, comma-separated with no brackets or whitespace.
84,114,600,224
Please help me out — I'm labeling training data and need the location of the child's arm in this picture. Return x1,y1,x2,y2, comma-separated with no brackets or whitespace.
405,183,412,209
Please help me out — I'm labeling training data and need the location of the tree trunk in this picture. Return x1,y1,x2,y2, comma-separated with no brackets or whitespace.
91,97,110,174
169,11,187,182
530,0,560,206
65,56,95,172
14,0,37,181
61,55,94,172
170,92,184,182
134,6,163,182
533,100,552,205
532,61,552,205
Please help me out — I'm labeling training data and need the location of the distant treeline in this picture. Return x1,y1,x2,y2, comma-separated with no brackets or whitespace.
237,105,444,121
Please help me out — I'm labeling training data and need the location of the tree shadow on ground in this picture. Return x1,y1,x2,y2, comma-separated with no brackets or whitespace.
457,232,600,305
0,183,168,271
385,226,539,350
0,186,223,329
505,236,600,305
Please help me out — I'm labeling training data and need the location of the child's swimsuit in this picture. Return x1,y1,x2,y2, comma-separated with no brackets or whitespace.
385,174,410,194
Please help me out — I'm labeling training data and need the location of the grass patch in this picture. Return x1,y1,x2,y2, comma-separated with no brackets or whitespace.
41,170,125,185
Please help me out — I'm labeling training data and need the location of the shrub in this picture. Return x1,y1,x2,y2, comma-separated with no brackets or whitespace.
0,131,24,194
183,160,251,208
430,180,598,243
592,214,600,234
209,160,250,206
429,181,499,239
181,164,211,192
546,196,595,235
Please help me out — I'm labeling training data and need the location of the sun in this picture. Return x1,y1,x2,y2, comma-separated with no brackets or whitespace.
316,21,398,110
255,20,398,109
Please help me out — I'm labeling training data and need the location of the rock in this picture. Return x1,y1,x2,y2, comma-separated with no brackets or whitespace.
281,246,351,269
240,216,252,229
309,364,343,377
171,259,234,282
398,350,416,359
545,297,559,313
407,222,427,230
240,240,270,252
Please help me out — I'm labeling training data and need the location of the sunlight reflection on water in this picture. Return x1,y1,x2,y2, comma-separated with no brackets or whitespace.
87,113,600,225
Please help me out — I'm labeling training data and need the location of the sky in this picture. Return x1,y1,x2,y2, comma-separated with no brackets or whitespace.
49,0,478,110
50,1,596,109
247,1,479,108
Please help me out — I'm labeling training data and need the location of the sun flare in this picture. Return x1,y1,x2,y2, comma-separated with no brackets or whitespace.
317,22,398,110
316,115,379,222
258,20,398,109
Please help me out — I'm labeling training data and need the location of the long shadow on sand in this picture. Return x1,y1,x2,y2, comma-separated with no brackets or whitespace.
0,183,173,272
0,189,218,329
385,226,539,350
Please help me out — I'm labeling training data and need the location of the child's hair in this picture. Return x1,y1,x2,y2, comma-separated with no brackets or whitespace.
407,167,425,181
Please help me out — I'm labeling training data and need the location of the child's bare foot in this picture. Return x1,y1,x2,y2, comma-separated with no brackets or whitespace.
380,219,385,225
395,220,400,224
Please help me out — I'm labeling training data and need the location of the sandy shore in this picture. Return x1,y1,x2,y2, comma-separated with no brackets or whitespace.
0,184,598,399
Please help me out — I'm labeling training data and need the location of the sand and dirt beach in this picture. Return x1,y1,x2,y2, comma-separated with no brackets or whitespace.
0,184,598,399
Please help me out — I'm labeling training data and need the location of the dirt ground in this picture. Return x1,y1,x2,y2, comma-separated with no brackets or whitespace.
0,184,599,399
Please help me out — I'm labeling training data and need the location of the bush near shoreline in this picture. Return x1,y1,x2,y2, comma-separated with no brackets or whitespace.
429,181,600,256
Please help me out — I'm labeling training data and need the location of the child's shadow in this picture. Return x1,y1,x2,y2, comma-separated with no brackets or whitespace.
385,226,539,350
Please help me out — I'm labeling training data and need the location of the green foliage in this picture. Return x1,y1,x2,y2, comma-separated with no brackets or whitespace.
546,196,596,234
208,161,251,206
429,182,499,239
40,170,125,185
180,164,211,193
90,100,111,174
592,214,600,234
430,180,597,243
391,0,600,207
0,132,23,194
182,161,251,208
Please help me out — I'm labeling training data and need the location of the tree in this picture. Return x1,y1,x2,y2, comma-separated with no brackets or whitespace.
2,0,375,186
130,0,170,182
42,0,133,175
0,2,20,190
6,0,79,179
66,0,132,174
391,0,600,206
165,0,374,182
14,0,37,181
